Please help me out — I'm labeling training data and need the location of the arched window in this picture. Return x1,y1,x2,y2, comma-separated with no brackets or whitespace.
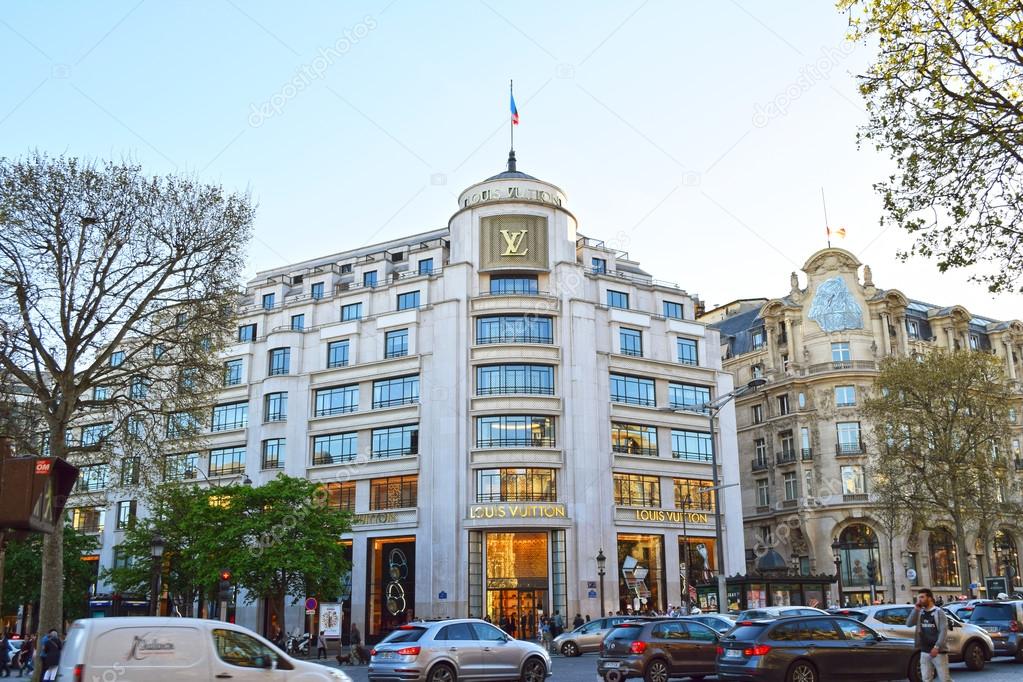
929,528,960,587
838,524,880,587
994,530,1020,588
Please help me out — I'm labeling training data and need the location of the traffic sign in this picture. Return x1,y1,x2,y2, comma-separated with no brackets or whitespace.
587,589,597,599
305,597,318,611
906,568,917,581
305,609,315,615
438,591,447,600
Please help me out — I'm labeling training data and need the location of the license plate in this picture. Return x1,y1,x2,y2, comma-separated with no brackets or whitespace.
725,649,743,658
984,627,1000,633
377,651,395,659
604,662,620,669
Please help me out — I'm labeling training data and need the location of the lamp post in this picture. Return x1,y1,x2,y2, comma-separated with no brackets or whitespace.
596,549,607,618
831,538,844,608
679,494,691,614
149,534,165,616
665,378,766,614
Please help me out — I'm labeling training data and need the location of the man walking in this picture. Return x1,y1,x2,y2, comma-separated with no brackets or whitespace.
315,630,327,660
906,588,951,682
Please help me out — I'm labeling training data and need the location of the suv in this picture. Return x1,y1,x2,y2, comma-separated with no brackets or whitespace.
368,619,552,682
968,600,1023,661
598,619,719,682
830,604,993,670
553,616,636,657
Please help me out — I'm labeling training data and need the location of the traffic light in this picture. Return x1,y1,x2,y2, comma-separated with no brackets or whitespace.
218,569,233,602
866,560,877,586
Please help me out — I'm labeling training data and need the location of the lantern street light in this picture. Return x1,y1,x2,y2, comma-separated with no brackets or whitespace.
831,538,844,608
149,534,165,616
596,549,607,618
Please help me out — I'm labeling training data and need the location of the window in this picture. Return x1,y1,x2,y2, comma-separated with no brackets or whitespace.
677,338,698,365
373,375,419,408
674,478,714,510
476,415,555,448
751,363,764,379
341,302,362,321
363,271,377,288
663,301,683,319
841,465,866,495
112,546,131,570
751,328,766,349
164,452,198,481
835,385,856,407
314,385,359,416
238,323,256,342
969,334,980,350
611,423,658,456
779,431,795,458
490,275,538,294
907,320,919,338
311,282,324,300
211,402,248,432
783,472,798,501
831,342,851,363
476,315,553,344
70,507,104,533
327,339,350,368
119,457,140,486
800,427,811,457
418,258,433,275
929,528,960,586
607,290,629,309
324,481,355,511
209,447,245,476
115,500,136,530
81,423,111,446
476,468,556,503
385,328,409,358
476,364,554,395
1010,407,1018,424
268,347,290,376
619,327,642,356
340,263,353,274
671,430,712,462
591,257,607,273
754,438,768,466
371,424,419,458
397,291,420,310
798,392,806,409
92,386,110,401
110,351,125,367
836,422,862,454
669,383,710,411
259,437,284,470
76,464,108,492
153,343,166,360
224,359,243,386
370,475,418,510
613,473,660,507
290,314,305,331
262,293,275,310
213,628,277,669
312,432,358,465
166,411,200,439
264,392,287,422
610,374,656,406
130,375,149,399
756,478,770,506
777,394,789,415
752,404,763,424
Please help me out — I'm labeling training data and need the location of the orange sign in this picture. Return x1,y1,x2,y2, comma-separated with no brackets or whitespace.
34,459,52,475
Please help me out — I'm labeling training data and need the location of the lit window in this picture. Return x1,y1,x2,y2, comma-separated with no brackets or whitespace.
370,475,418,510
613,473,660,507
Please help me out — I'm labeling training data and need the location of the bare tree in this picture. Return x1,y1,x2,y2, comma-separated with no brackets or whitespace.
0,154,253,647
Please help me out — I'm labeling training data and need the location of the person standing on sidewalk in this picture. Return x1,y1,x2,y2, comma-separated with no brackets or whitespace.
906,588,950,682
315,630,327,660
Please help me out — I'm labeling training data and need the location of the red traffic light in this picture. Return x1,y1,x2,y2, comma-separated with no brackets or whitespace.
219,569,232,581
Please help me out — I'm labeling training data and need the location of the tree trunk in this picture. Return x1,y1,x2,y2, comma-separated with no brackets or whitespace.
953,518,972,595
33,513,63,682
887,535,897,603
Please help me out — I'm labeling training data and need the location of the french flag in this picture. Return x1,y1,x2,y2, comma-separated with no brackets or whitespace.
510,91,519,125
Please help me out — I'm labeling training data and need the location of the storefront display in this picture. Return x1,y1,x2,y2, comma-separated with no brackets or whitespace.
617,534,665,613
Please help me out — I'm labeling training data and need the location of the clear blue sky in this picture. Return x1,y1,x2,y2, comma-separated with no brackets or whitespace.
2,0,1019,316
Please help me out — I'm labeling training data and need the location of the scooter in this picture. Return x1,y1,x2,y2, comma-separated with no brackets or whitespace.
287,632,311,657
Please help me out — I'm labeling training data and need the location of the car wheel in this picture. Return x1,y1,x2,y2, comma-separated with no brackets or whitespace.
428,662,457,682
963,641,986,671
561,641,579,657
521,656,546,682
786,660,818,682
644,658,670,682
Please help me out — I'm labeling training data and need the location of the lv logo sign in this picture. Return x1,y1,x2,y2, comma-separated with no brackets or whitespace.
499,229,529,256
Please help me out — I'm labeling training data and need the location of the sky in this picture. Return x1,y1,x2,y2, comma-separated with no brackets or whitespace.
2,0,1020,318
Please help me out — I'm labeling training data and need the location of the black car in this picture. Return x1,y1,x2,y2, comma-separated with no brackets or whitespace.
967,600,1023,661
716,616,921,682
598,619,719,682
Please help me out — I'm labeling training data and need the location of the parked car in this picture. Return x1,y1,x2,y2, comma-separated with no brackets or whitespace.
944,602,976,621
683,613,738,634
735,606,828,621
967,600,1023,661
829,604,992,670
716,616,921,682
598,618,719,682
368,619,552,682
552,616,636,656
56,616,351,681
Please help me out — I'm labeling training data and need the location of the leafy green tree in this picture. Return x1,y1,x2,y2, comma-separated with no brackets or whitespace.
863,350,1015,593
840,0,1023,292
3,526,99,624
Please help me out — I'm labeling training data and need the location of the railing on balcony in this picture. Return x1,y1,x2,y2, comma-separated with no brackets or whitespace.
477,437,556,449
801,448,814,461
836,442,865,455
804,360,878,376
776,450,797,464
613,444,659,457
1015,459,1023,471
752,457,769,472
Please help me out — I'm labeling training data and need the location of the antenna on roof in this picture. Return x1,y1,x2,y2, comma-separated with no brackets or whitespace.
821,187,831,248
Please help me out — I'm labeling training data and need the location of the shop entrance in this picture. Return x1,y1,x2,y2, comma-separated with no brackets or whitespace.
487,585,549,640
485,532,550,640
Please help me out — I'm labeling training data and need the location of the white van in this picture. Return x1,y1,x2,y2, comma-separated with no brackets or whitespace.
55,617,351,681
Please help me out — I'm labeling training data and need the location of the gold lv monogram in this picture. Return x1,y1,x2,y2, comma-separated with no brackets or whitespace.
499,229,528,256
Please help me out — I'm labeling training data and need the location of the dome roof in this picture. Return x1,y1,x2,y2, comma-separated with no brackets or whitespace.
485,150,538,181
756,548,789,573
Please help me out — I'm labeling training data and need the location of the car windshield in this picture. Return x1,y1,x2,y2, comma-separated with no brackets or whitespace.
380,626,427,643
970,604,1013,623
606,624,645,641
724,624,767,641
738,610,770,620
833,610,867,622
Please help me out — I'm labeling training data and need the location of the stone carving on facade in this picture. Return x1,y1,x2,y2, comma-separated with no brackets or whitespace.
790,271,800,294
863,264,873,288
808,276,864,332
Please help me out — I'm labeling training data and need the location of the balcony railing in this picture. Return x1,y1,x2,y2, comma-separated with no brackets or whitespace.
477,437,556,449
372,397,419,409
776,450,797,464
1016,460,1023,471
611,395,656,407
314,404,358,417
476,386,555,397
801,448,813,460
613,444,659,457
803,360,878,376
836,442,865,455
476,492,557,503
312,452,356,466
752,457,769,472
476,333,554,345
370,446,418,459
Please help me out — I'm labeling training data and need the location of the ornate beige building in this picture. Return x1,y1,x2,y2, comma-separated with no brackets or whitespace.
703,248,1023,606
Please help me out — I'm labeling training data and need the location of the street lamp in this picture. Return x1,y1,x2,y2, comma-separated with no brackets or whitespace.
679,494,692,613
664,377,766,614
150,534,165,616
596,549,607,618
831,538,844,608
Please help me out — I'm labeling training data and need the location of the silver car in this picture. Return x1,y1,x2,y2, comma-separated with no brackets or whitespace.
833,604,994,671
551,616,635,657
682,612,738,633
368,618,552,682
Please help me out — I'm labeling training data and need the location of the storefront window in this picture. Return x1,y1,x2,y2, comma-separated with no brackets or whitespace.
929,528,960,587
746,583,767,609
994,529,1020,588
679,537,716,591
837,524,880,588
618,534,665,613
367,537,415,640
485,532,549,640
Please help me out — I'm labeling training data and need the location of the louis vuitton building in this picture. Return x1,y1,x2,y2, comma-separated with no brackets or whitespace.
80,154,745,641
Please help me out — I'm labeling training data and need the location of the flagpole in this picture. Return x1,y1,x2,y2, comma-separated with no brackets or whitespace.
821,187,831,248
509,79,514,153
